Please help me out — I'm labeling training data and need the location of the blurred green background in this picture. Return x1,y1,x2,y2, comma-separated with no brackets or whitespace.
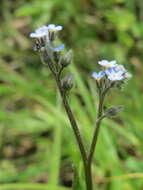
0,0,143,189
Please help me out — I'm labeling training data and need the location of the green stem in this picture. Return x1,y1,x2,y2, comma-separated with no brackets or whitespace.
54,76,93,190
55,76,87,163
0,183,69,190
88,94,104,164
46,55,105,190
48,68,94,189
44,52,87,166
84,164,93,190
86,94,105,189
56,77,98,190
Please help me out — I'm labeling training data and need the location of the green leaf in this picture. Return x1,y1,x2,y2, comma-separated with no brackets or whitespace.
105,9,135,31
0,183,70,190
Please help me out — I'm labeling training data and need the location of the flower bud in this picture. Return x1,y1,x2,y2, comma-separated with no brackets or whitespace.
125,72,132,80
106,106,124,117
41,48,51,64
61,50,73,67
62,73,74,91
53,51,61,63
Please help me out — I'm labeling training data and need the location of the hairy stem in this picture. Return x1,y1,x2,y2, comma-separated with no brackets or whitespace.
45,53,87,164
54,75,93,190
56,76,87,162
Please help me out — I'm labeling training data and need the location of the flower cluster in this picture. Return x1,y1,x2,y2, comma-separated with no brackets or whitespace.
92,60,132,92
30,24,73,90
30,25,49,38
30,25,132,93
92,60,132,81
30,24,63,38
30,24,64,51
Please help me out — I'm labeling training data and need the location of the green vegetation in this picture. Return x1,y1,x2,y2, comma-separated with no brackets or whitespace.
0,0,143,189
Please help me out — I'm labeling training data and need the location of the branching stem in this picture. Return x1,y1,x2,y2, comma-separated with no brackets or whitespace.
47,55,106,190
54,76,93,190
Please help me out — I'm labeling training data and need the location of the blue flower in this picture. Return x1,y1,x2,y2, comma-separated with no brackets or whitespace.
30,25,49,38
47,24,63,32
114,64,126,73
92,71,105,81
48,44,65,52
98,60,117,68
105,68,124,81
47,24,63,41
29,24,63,39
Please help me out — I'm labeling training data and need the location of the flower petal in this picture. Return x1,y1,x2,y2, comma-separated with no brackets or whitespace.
48,44,65,51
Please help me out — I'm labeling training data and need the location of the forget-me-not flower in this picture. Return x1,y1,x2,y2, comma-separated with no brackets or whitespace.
105,68,124,81
92,71,105,81
114,64,126,73
29,24,63,39
47,24,63,41
30,25,49,38
47,24,63,32
98,60,117,68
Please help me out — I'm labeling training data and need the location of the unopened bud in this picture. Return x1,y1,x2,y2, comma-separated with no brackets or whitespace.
106,106,124,117
61,50,73,67
125,72,132,80
53,51,60,62
41,48,51,64
62,73,74,91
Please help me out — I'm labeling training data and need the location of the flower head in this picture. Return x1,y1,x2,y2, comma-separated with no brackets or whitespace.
47,24,63,41
47,24,63,32
114,64,126,73
92,71,105,81
98,60,117,68
105,68,124,81
30,25,49,38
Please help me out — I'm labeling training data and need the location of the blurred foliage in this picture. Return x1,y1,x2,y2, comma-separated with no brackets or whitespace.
0,0,143,189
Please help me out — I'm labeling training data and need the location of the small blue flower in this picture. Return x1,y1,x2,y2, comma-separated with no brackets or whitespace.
30,25,49,38
92,71,105,81
29,24,63,39
114,64,126,73
47,24,63,32
98,60,117,68
105,68,124,81
48,44,65,52
47,24,63,41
